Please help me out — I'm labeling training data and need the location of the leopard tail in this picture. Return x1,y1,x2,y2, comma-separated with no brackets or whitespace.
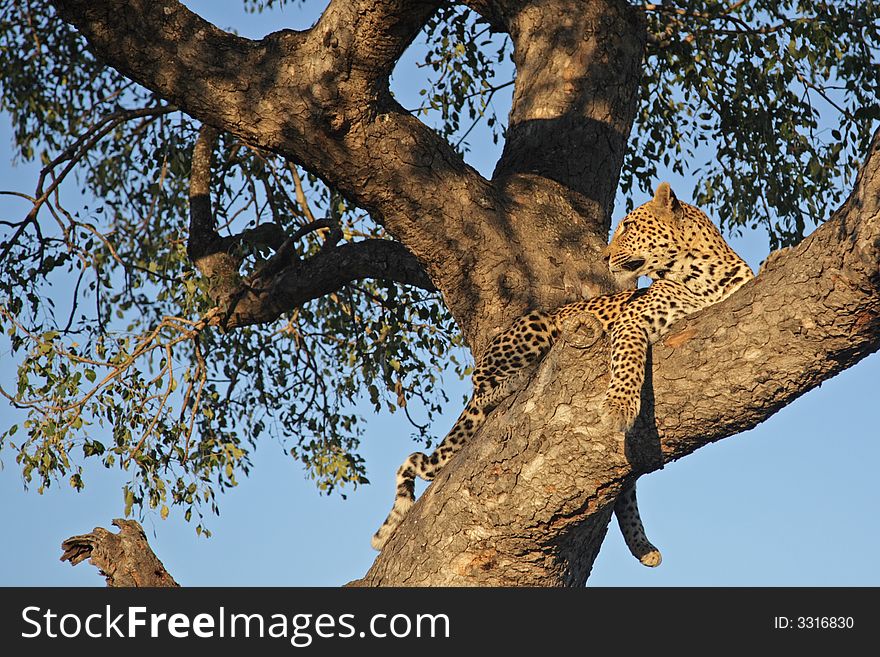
614,482,662,567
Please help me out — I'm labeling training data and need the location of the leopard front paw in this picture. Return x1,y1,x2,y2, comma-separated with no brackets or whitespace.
601,394,639,432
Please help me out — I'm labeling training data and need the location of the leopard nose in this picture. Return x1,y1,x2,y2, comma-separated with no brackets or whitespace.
601,245,611,261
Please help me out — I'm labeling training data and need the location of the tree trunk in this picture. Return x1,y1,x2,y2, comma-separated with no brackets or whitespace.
49,0,880,586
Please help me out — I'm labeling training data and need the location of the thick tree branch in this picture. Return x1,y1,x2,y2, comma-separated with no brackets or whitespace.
222,239,437,329
50,0,635,351
491,0,645,229
60,519,179,587
651,128,880,461
186,123,435,329
317,0,443,82
357,129,880,586
50,0,488,316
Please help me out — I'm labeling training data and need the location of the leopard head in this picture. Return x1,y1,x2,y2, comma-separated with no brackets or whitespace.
604,182,688,280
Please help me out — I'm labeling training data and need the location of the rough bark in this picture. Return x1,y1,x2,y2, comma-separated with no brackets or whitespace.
60,519,179,587
186,125,435,329
493,0,644,227
352,130,880,585
50,0,644,352
47,0,880,586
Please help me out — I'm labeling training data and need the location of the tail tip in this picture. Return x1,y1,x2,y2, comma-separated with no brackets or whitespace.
639,549,662,568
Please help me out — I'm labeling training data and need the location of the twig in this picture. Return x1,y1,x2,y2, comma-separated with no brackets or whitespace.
289,163,317,224
0,106,176,265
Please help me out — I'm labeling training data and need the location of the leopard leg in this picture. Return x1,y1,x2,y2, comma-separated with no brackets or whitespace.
370,356,539,551
371,400,485,550
601,319,648,432
471,311,557,400
614,482,662,567
372,310,557,551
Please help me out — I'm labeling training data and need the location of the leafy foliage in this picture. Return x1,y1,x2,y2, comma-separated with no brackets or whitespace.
0,0,877,533
406,4,511,153
624,0,880,247
0,0,463,532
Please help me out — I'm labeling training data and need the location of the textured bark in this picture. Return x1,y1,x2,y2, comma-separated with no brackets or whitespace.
50,0,643,352
353,131,880,585
186,125,435,329
60,519,179,587
494,0,644,226
48,0,880,587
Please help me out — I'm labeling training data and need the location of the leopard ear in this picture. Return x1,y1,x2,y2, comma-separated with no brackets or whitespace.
653,182,681,213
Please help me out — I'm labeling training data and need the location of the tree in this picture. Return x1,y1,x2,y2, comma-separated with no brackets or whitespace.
0,0,878,586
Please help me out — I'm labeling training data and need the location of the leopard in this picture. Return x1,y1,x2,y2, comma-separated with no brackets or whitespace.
371,182,755,567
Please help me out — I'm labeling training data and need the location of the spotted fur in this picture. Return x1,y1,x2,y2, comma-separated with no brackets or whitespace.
372,182,754,565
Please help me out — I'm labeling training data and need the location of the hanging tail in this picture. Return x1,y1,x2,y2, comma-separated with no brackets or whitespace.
614,482,662,567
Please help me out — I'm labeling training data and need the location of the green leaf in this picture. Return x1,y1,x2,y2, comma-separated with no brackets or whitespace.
123,487,134,517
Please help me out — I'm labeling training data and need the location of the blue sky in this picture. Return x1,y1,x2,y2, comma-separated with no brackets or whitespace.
0,1,878,587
